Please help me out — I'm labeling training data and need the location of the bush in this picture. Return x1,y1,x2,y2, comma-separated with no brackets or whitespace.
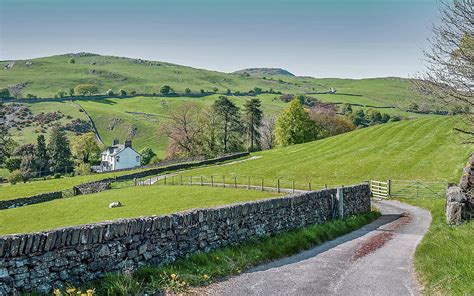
69,58,75,64
5,157,21,172
119,89,127,96
149,155,162,165
74,84,98,96
139,147,157,165
74,163,91,176
54,173,61,179
106,89,115,96
8,170,23,185
185,88,192,94
160,85,173,95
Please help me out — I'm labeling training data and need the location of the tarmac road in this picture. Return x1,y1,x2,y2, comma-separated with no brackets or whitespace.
202,200,431,296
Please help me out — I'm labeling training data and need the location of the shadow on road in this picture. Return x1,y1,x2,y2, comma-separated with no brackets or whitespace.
247,213,401,273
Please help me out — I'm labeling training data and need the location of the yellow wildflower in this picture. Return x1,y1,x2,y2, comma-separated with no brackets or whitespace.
87,289,95,296
170,273,177,280
66,288,76,295
54,289,62,296
203,274,209,280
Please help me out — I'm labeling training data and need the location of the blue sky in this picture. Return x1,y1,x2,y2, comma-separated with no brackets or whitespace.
0,0,439,78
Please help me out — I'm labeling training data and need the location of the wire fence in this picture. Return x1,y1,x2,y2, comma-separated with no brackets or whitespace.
139,174,342,194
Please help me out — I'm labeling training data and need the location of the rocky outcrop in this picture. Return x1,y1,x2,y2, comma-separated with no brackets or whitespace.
446,154,474,224
0,184,370,294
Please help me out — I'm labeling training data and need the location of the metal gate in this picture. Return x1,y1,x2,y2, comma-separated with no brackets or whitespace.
370,179,448,199
370,180,389,199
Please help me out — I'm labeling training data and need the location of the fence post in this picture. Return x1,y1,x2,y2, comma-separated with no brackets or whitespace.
164,176,167,185
134,178,137,186
277,179,280,193
261,178,264,191
388,179,392,197
180,175,183,185
223,176,226,188
248,177,250,190
201,176,203,186
309,182,312,191
292,180,295,193
336,187,344,219
234,176,237,188
211,176,214,187
325,184,328,189
190,176,193,186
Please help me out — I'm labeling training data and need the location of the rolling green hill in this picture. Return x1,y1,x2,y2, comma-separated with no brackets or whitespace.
179,116,471,185
233,68,295,77
1,53,422,110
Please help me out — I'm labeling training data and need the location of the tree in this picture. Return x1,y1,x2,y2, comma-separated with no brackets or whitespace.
415,0,473,136
119,89,127,96
74,84,98,96
260,116,276,150
20,154,35,180
213,87,219,93
226,89,232,95
0,88,10,99
47,125,72,173
106,89,115,96
0,111,17,164
351,109,368,127
164,102,204,158
185,88,192,94
243,98,263,151
56,90,67,98
69,87,75,97
309,106,355,138
139,147,156,165
35,135,49,175
160,85,173,95
212,96,243,153
69,58,75,64
275,99,315,147
71,132,101,164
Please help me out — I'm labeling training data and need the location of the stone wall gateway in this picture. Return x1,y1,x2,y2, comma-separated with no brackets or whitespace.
0,184,371,294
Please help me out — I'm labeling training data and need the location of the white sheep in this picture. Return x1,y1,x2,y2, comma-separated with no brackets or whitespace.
109,201,122,208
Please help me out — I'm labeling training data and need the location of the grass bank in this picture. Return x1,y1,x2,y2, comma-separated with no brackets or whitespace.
66,211,379,295
179,117,471,186
398,198,474,295
0,185,279,235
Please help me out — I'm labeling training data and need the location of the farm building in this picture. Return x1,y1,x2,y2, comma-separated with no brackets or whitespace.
96,139,141,172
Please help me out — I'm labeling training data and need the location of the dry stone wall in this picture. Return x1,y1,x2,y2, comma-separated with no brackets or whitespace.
446,154,474,224
0,184,370,294
0,192,63,210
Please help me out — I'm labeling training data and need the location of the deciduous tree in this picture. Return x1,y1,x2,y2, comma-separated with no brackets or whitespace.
275,99,315,147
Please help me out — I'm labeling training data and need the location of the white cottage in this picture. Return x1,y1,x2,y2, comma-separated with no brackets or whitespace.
99,140,141,171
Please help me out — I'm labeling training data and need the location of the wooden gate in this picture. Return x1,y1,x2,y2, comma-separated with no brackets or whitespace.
370,180,390,199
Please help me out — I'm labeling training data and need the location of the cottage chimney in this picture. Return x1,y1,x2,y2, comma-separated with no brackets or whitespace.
125,140,132,148
113,139,119,146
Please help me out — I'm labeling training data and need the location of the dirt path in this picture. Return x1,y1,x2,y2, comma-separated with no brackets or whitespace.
200,200,431,296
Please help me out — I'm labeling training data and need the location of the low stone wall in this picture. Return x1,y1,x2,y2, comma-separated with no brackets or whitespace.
446,154,474,224
73,179,112,195
0,192,63,210
0,184,370,294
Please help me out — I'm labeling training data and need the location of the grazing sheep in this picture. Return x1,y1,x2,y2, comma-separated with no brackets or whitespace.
109,201,122,208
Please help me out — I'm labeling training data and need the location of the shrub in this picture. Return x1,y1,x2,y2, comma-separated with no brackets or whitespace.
74,163,91,176
69,58,75,64
106,89,115,96
119,89,127,96
5,157,21,172
54,173,61,179
149,155,162,165
160,85,173,95
139,147,156,165
74,84,98,96
8,170,23,184
185,88,192,94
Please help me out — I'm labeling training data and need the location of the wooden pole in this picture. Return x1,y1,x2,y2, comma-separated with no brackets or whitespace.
190,176,193,186
164,175,167,185
211,175,214,187
201,176,203,186
277,179,280,193
180,175,183,185
223,176,226,188
248,177,250,190
292,180,295,193
309,182,311,191
261,178,264,191
234,176,237,188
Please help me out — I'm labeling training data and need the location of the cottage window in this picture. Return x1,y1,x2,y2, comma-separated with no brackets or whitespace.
136,156,140,163
116,156,120,162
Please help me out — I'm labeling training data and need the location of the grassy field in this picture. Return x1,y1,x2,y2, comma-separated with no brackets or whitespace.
398,198,474,295
0,185,279,235
178,116,472,186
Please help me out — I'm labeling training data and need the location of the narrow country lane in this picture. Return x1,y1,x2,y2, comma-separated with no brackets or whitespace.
201,200,431,296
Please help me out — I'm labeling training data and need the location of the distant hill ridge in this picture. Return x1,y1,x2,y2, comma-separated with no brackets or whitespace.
233,68,295,77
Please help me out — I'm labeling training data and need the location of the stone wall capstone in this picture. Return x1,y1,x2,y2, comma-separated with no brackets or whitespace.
0,184,370,294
